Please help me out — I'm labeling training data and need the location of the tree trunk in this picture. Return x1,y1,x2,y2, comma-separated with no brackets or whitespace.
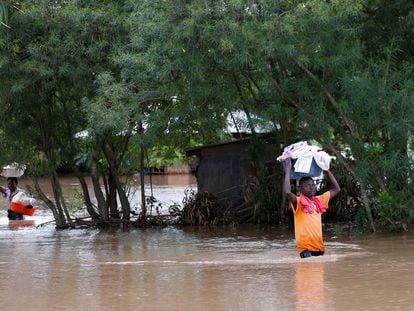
140,147,146,223
72,165,100,220
108,174,120,219
102,146,131,221
33,177,62,226
91,157,108,221
50,169,73,226
46,166,66,226
111,169,130,221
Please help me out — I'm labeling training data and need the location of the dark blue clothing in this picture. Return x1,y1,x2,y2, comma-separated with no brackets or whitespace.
7,209,23,220
300,250,325,258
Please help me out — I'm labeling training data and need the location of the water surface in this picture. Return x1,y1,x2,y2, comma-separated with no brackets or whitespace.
0,176,413,310
1,223,413,311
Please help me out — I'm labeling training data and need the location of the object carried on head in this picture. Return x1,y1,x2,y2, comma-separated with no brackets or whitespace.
282,158,322,179
10,191,37,216
277,141,335,179
1,163,26,178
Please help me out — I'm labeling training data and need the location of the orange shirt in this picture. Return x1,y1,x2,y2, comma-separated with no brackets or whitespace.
291,191,330,253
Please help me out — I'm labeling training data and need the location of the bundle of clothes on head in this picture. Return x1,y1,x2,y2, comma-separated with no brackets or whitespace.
277,141,335,178
278,141,335,214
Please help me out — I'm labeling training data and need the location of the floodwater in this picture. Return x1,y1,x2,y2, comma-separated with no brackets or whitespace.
0,174,197,218
0,176,413,311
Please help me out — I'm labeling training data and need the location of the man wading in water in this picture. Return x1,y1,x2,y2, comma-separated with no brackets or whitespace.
0,177,25,220
284,159,341,258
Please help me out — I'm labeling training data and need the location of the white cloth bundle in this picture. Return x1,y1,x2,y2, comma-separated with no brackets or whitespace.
11,191,36,206
1,163,25,178
277,141,334,172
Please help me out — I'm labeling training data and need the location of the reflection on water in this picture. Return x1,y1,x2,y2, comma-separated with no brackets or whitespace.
296,261,328,311
7,219,36,230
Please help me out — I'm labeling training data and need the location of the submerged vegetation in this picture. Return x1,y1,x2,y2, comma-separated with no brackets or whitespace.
0,0,414,231
181,190,234,226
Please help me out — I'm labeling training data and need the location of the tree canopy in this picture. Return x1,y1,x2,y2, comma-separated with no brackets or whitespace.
1,0,413,231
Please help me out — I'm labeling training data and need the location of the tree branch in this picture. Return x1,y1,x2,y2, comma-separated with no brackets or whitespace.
295,60,359,138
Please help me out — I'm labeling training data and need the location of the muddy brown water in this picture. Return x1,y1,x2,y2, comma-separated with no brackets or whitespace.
0,176,413,310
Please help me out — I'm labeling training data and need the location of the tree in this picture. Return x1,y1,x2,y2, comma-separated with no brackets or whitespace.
1,0,413,231
0,1,130,227
124,0,414,230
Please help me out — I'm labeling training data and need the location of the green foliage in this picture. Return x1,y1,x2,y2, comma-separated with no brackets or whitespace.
376,191,395,218
354,208,369,234
0,0,414,229
148,146,187,168
0,1,22,30
375,185,411,230
409,206,414,221
0,3,10,28
0,0,130,166
67,187,85,213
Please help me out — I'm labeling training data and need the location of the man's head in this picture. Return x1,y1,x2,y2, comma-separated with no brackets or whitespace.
7,177,18,192
299,176,316,198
